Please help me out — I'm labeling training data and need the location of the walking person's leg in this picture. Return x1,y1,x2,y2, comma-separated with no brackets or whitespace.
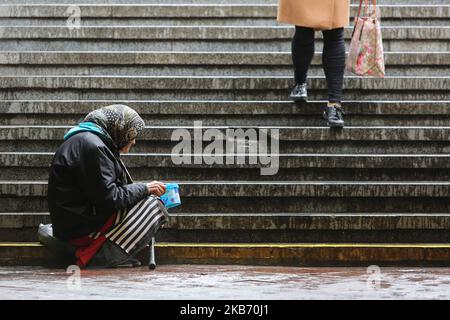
322,27,346,127
289,26,315,102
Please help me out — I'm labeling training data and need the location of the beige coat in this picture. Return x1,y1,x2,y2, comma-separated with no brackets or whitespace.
277,0,350,30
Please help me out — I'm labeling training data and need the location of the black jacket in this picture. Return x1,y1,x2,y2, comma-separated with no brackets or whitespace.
47,131,148,240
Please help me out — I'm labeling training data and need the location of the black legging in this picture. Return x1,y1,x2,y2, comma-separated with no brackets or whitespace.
291,26,346,103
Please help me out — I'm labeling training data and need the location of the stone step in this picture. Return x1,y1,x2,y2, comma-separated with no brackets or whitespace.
1,38,446,52
1,18,447,27
5,212,450,231
2,212,450,243
2,100,450,126
1,124,448,154
2,242,450,267
2,187,449,214
2,197,449,214
2,153,450,181
3,66,447,77
4,113,450,126
2,140,447,154
0,52,447,77
5,166,448,182
2,181,450,198
0,82,445,104
0,6,447,27
1,4,448,20
1,26,448,41
2,152,450,169
0,66,445,77
0,76,446,92
1,126,449,142
2,165,449,182
0,88,446,102
2,100,448,116
2,51,447,66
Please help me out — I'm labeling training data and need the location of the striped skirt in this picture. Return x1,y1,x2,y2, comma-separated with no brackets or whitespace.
73,195,169,267
104,195,169,255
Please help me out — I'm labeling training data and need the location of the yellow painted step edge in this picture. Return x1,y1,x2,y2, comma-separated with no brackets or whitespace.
2,243,450,249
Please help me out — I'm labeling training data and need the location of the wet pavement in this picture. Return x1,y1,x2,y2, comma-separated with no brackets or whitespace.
1,265,450,300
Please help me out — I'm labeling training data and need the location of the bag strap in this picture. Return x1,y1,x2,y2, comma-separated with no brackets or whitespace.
357,0,377,19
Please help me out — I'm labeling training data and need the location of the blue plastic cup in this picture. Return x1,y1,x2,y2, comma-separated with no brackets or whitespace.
160,183,181,209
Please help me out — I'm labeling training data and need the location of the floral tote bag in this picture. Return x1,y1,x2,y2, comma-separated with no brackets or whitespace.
346,0,385,77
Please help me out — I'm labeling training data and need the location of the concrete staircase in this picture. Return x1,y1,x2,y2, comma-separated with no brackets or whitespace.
0,0,450,266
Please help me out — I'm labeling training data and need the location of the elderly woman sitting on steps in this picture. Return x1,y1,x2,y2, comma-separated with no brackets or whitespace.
46,104,168,268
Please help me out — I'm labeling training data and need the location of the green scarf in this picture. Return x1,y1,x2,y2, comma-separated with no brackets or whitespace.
64,121,105,141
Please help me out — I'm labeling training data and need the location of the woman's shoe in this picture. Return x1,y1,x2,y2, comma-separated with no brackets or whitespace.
323,102,345,128
289,83,308,102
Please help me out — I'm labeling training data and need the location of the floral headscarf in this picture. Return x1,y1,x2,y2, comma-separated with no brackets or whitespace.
84,104,145,150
